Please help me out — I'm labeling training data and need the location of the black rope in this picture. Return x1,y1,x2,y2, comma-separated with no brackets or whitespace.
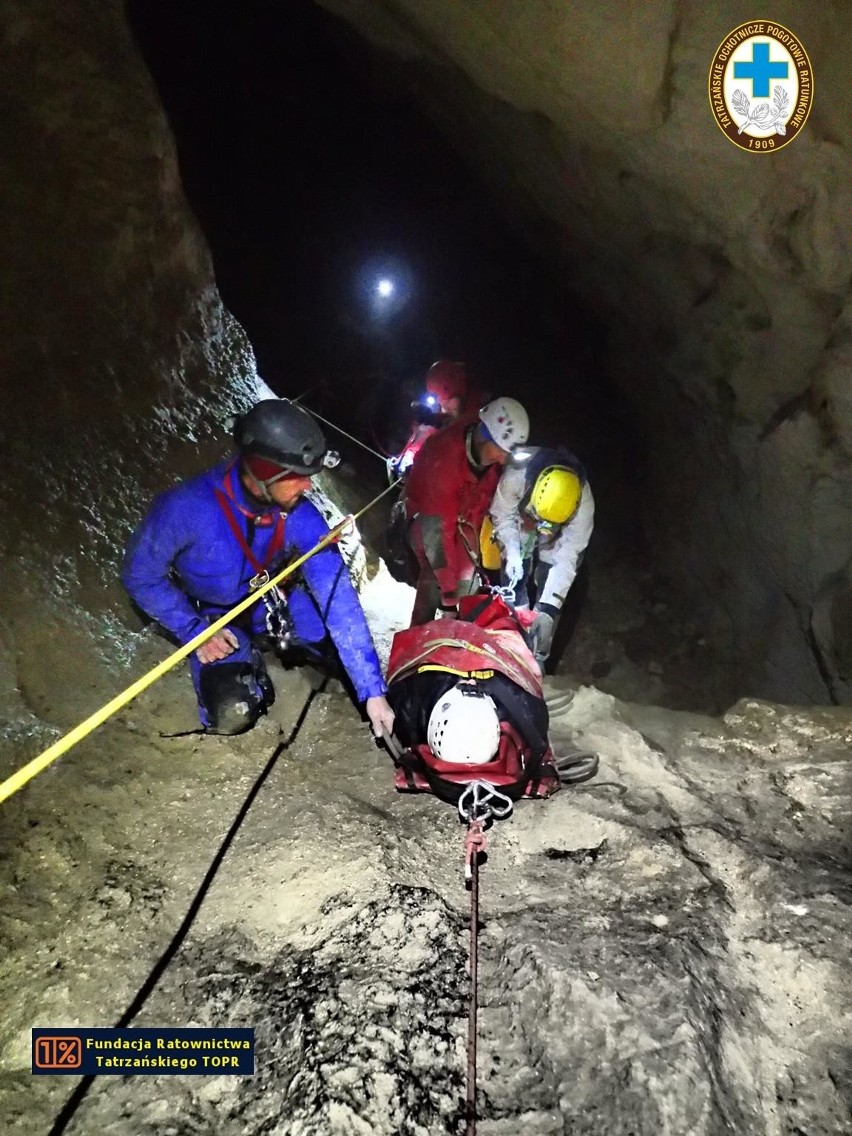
47,680,326,1136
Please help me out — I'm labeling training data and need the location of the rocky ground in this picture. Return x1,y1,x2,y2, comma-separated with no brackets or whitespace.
1,556,850,1136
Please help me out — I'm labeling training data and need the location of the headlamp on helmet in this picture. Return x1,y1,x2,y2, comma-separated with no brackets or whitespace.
234,399,335,476
509,448,533,467
425,360,467,409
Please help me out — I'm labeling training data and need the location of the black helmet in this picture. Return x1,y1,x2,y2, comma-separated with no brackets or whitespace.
234,399,329,475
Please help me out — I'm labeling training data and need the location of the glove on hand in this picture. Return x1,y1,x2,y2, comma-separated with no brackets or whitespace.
513,605,537,631
504,558,524,591
529,607,557,663
386,456,402,484
437,604,459,620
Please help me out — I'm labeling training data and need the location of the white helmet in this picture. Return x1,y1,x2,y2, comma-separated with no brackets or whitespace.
427,684,501,764
478,397,529,451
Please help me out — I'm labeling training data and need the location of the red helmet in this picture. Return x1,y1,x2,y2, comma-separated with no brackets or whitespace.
425,360,467,409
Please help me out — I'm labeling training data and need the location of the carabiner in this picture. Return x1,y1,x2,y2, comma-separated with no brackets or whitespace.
457,780,514,824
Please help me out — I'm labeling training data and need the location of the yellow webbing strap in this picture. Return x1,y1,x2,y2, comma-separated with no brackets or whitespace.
0,482,398,807
416,665,495,680
386,637,499,685
387,634,535,687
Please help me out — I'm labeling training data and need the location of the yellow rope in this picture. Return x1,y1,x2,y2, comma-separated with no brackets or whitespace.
0,482,398,806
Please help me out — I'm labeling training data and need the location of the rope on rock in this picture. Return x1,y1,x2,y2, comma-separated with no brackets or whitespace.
457,780,513,1136
0,482,398,807
45,679,327,1136
465,822,483,1136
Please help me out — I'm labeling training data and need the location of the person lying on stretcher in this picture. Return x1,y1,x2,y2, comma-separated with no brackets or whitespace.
383,591,597,806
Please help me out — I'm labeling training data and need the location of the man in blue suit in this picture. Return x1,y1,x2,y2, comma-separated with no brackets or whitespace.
123,399,395,737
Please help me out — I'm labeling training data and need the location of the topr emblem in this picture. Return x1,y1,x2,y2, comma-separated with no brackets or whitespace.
709,22,813,151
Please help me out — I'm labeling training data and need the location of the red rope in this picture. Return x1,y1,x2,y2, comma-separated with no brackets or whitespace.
465,821,486,1135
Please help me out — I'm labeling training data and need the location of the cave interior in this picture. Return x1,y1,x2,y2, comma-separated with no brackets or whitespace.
0,2,851,1133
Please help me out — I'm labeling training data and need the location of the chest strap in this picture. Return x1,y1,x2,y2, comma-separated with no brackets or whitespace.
214,466,285,590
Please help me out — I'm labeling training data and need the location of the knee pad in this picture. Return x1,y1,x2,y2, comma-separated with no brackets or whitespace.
199,661,267,736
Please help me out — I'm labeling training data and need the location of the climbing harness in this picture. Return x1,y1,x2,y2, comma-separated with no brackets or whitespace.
457,780,513,1136
213,463,294,646
0,480,399,807
214,462,286,592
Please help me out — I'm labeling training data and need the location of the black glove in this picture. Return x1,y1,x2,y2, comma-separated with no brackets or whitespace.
529,603,559,662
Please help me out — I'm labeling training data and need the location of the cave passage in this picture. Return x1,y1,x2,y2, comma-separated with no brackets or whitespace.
124,0,683,697
125,0,612,402
125,0,639,478
126,0,754,714
2,8,850,1134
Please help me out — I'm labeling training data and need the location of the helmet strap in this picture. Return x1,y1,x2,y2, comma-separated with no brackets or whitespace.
241,463,275,506
467,424,488,471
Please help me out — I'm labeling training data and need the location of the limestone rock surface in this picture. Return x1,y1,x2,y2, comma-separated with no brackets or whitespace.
0,0,261,762
1,665,849,1135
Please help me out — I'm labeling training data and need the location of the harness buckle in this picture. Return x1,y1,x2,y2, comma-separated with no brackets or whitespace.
249,570,270,591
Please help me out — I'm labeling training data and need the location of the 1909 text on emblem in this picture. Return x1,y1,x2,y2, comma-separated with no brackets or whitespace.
708,22,813,152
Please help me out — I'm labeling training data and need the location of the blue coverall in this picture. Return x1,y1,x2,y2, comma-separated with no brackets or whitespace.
122,460,386,728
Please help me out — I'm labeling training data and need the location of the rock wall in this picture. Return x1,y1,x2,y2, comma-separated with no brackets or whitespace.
317,0,852,705
0,0,261,765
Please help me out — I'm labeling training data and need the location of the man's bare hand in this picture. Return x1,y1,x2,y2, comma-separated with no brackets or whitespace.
365,695,395,739
196,628,240,665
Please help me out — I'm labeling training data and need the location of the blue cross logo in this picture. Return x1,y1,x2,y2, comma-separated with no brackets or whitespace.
733,42,788,97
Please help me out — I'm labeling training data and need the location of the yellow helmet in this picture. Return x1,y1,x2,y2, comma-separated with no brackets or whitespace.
529,466,582,525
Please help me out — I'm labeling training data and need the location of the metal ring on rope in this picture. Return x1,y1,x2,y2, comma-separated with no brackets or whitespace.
457,780,514,824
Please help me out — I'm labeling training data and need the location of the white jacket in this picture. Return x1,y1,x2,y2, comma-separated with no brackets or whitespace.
489,448,594,610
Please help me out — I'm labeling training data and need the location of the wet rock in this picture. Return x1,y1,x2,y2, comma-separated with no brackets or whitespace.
3,670,851,1134
0,0,262,767
73,890,468,1136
